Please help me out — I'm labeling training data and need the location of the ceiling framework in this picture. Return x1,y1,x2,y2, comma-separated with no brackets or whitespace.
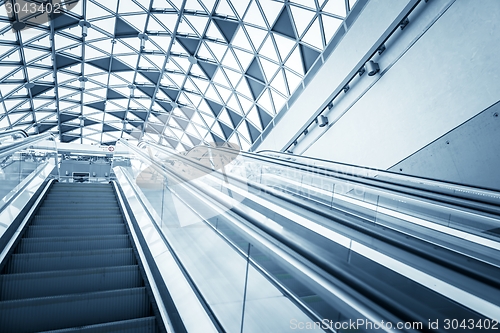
0,0,355,150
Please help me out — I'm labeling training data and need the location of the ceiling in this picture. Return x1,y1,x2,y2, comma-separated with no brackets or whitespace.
0,0,355,150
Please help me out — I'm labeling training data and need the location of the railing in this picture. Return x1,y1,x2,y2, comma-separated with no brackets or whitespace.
258,147,500,208
0,129,28,140
114,139,381,333
0,129,29,149
141,141,500,246
126,140,500,325
0,133,58,214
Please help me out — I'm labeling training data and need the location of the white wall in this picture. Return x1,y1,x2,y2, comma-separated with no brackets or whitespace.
301,0,500,170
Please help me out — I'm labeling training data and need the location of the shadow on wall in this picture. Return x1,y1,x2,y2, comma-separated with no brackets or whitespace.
389,100,500,191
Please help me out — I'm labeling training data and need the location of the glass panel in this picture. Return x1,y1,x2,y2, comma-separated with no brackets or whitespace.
111,141,247,332
0,134,58,212
112,139,500,331
113,142,410,332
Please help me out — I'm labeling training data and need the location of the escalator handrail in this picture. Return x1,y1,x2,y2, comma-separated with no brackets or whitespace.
0,129,28,139
125,139,464,326
134,140,500,262
119,139,341,330
131,142,500,320
0,133,54,159
137,141,500,211
256,149,500,197
140,139,485,196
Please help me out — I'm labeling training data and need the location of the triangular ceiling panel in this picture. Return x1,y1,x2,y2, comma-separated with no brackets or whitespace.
138,86,156,98
0,0,350,150
115,17,140,38
198,61,218,79
246,58,265,83
55,54,80,69
272,7,297,39
177,37,201,56
299,43,321,72
53,14,80,31
107,89,127,99
213,18,239,43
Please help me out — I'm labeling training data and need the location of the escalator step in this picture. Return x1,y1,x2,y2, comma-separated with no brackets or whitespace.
26,224,126,237
42,197,118,206
0,183,163,332
40,202,119,209
5,248,136,274
0,265,142,301
39,317,157,333
51,183,113,191
36,207,122,216
32,215,124,225
16,235,131,253
48,187,114,191
50,184,113,189
0,287,151,333
42,196,115,201
46,193,116,198
44,191,114,196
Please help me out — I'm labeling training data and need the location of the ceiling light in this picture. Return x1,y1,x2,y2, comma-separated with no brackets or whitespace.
128,84,136,97
377,45,386,55
138,33,149,49
12,21,26,31
79,77,88,90
318,115,328,127
78,20,91,37
366,61,380,76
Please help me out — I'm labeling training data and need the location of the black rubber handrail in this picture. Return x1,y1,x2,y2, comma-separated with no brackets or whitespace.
0,129,28,139
137,140,500,214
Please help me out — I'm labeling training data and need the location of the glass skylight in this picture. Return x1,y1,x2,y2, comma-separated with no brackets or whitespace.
0,0,355,151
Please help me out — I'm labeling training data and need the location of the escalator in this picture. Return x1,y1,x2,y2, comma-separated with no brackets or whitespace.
120,139,500,331
0,182,165,333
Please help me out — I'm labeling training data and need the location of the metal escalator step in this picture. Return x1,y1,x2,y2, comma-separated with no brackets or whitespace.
5,248,136,274
43,195,116,203
49,188,114,193
39,317,157,333
44,192,114,196
16,235,131,253
46,194,116,199
0,183,164,332
47,190,114,195
26,224,126,237
49,186,113,190
0,287,151,333
40,201,119,211
40,202,119,209
32,215,123,225
36,207,122,216
0,265,142,301
52,184,112,189
51,184,113,189
51,184,113,191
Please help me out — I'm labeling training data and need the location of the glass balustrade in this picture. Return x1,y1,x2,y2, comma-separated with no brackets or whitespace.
0,133,58,213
